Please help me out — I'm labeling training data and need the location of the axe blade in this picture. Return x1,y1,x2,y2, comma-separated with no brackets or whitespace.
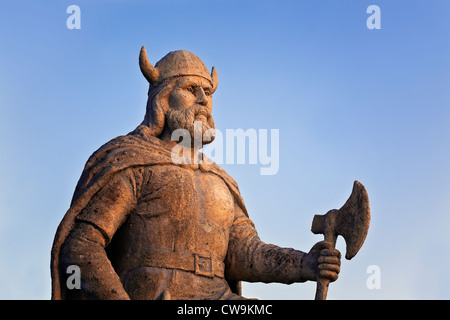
337,180,371,260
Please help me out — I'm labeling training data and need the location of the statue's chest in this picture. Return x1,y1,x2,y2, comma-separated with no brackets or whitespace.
136,165,235,228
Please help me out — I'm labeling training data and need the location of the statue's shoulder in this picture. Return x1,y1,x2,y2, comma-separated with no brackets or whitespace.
85,125,172,168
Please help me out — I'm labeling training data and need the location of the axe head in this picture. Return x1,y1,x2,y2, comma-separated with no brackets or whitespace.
311,180,371,260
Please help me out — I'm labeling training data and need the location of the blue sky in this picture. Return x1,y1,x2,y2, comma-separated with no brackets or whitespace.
0,0,449,299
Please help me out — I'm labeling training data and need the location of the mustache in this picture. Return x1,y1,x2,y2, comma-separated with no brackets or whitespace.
188,104,212,120
168,105,214,128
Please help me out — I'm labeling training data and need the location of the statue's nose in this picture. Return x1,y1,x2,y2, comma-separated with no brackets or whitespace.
195,87,208,106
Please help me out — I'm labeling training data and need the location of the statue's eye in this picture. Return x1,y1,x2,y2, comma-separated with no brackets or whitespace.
186,86,195,93
204,89,211,96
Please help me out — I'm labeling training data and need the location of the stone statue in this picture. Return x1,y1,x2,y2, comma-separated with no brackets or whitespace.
50,46,343,300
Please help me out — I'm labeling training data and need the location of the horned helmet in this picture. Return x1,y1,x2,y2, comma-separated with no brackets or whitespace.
139,46,218,93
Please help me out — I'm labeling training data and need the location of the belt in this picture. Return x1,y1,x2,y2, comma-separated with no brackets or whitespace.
129,250,225,278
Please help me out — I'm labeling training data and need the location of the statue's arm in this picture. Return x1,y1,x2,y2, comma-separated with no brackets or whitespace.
59,169,137,299
225,203,314,284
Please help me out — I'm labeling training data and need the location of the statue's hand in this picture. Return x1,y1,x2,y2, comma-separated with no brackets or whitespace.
300,241,341,282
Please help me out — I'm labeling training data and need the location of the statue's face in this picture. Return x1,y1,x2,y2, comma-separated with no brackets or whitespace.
166,76,215,145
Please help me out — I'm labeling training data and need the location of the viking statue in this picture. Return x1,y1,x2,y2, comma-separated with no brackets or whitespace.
50,47,341,300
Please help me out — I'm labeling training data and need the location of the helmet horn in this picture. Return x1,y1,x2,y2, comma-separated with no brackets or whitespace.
211,66,218,93
139,46,159,86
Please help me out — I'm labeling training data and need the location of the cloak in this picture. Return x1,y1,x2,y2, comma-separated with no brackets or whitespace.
50,125,247,299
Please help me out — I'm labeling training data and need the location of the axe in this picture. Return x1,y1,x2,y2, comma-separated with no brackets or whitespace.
311,180,370,300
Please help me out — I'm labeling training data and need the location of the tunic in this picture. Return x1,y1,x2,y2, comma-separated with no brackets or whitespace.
52,125,305,300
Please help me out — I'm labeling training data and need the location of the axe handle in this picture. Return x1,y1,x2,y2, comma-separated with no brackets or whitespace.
314,227,336,300
315,278,330,300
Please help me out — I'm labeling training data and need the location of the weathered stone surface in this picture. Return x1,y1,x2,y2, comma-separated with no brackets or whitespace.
51,46,345,300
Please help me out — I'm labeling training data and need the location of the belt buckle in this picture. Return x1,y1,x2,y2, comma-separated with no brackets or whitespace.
194,253,214,278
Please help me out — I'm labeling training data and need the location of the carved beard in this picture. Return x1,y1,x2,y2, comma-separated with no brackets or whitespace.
166,105,216,147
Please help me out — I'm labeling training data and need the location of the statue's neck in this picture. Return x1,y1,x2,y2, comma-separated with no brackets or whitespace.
159,126,203,170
